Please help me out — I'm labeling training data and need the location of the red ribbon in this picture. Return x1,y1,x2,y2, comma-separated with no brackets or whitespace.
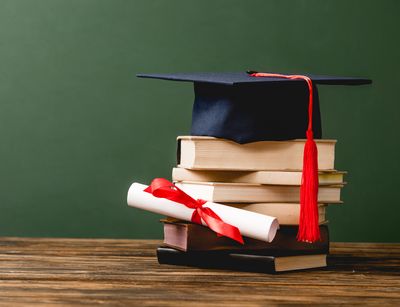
144,178,244,244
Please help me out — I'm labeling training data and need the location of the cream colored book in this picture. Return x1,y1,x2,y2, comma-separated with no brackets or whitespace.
273,254,327,272
175,181,342,203
173,167,345,186
227,203,327,225
177,136,336,171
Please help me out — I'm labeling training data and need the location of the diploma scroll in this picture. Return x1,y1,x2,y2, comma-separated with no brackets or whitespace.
127,182,279,243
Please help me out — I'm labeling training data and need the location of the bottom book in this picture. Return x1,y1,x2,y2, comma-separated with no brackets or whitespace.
157,247,327,273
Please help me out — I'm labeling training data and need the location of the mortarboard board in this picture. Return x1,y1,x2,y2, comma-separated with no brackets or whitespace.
137,71,371,144
137,71,371,243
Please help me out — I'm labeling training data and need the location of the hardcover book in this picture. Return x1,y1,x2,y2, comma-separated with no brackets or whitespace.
157,247,327,273
162,219,329,253
172,167,345,186
177,136,336,171
227,203,327,225
175,181,342,203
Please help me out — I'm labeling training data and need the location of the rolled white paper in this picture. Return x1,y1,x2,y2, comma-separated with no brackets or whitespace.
127,182,279,242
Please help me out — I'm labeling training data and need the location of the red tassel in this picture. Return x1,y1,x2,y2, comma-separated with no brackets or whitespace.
249,71,320,242
297,130,320,242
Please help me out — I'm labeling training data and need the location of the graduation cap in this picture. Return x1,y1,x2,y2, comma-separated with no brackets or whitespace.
137,71,371,143
137,71,371,242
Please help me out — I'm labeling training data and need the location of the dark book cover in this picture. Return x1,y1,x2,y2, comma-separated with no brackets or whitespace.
163,220,329,255
157,247,327,273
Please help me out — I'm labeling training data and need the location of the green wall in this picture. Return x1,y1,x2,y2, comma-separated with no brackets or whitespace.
0,0,398,242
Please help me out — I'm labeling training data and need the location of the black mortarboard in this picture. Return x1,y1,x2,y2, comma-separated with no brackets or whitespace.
137,71,371,144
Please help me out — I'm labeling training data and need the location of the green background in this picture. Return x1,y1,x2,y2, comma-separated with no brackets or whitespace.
0,0,398,242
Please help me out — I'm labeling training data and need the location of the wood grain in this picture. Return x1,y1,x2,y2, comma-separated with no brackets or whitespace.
0,238,399,305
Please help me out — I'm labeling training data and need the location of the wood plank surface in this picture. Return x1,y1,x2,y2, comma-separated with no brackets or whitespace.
0,238,399,305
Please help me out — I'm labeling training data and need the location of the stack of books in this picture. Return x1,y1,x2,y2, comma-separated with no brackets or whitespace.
157,136,346,273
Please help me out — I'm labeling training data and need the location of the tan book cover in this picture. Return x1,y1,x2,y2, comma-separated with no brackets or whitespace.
227,203,327,225
175,181,343,203
177,136,336,171
173,167,346,186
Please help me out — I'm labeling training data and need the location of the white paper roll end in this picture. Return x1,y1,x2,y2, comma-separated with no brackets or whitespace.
127,182,148,206
267,218,280,242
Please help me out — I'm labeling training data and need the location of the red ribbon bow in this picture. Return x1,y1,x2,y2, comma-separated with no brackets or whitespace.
144,178,244,244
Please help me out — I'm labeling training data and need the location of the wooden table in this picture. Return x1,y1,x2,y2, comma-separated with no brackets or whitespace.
0,238,399,305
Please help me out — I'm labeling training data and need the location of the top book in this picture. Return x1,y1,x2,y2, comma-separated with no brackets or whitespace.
177,136,336,171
